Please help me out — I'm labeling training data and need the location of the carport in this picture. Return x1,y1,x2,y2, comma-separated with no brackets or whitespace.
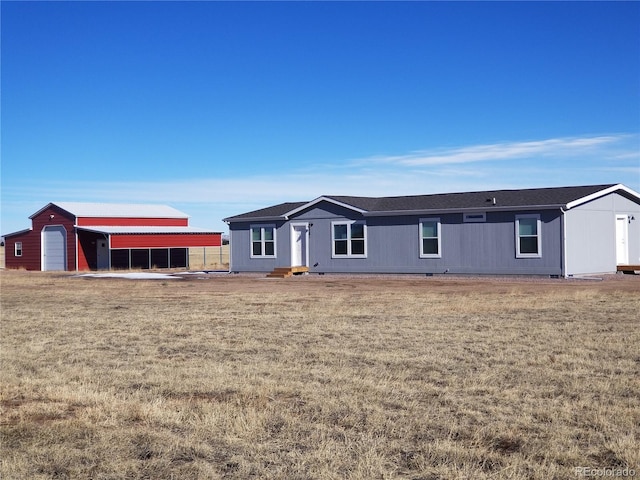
77,226,221,270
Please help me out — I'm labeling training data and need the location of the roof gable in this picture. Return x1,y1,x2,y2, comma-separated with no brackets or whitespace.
564,184,640,209
30,202,189,219
285,196,369,217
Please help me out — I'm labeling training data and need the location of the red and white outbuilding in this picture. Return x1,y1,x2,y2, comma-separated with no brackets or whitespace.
3,202,222,271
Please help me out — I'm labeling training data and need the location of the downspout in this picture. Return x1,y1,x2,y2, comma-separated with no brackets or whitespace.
560,207,568,278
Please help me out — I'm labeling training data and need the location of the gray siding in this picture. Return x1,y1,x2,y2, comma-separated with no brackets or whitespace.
565,193,640,275
229,201,564,275
229,220,289,272
305,210,562,275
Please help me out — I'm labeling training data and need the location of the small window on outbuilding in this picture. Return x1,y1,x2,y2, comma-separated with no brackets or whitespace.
15,242,23,257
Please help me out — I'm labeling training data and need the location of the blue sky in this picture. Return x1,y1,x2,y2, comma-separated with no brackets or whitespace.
2,1,639,235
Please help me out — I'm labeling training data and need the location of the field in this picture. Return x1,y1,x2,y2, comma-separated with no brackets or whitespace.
1,270,638,479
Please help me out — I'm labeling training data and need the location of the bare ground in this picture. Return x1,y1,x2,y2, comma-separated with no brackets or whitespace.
1,270,638,479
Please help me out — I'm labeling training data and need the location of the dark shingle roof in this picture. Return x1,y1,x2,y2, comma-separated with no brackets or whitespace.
225,202,307,221
329,184,618,212
225,184,623,221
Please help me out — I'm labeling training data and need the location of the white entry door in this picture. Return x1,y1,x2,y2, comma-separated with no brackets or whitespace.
615,215,629,265
291,224,309,267
42,225,67,271
97,239,110,270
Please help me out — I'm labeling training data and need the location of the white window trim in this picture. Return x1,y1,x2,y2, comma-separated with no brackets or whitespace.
419,217,442,258
464,212,486,223
515,214,542,258
331,220,367,258
250,224,276,258
15,242,23,257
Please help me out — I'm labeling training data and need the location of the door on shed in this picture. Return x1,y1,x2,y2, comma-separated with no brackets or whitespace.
291,223,309,267
96,239,110,270
615,215,629,265
42,225,67,271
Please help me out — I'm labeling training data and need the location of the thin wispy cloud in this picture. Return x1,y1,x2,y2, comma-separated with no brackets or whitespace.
357,135,629,167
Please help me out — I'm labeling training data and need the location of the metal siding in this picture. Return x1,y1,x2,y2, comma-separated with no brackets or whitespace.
77,217,188,227
6,205,76,271
77,231,105,271
613,194,640,265
565,193,640,275
4,230,40,270
110,233,220,249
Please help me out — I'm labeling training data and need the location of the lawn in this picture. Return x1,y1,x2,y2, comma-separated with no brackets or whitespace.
1,270,638,479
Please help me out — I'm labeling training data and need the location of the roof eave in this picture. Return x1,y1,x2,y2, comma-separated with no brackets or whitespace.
77,226,222,234
364,204,566,217
2,227,33,237
224,215,287,223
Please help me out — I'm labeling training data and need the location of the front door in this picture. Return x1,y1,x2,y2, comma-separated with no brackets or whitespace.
42,225,67,271
97,239,110,270
615,215,629,265
291,224,309,267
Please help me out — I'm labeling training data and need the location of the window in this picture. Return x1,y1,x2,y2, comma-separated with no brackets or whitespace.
420,218,441,258
516,214,541,258
251,225,276,257
14,242,23,257
332,221,366,257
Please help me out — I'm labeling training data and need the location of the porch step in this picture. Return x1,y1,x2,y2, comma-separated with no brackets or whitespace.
617,265,640,274
266,266,309,278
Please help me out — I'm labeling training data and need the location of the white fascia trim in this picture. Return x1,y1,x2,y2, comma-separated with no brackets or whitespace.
285,196,368,218
565,184,640,210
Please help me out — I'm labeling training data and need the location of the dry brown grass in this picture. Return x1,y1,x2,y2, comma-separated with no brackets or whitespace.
1,270,639,479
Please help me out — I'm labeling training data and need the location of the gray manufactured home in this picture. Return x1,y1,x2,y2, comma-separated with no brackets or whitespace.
224,184,640,277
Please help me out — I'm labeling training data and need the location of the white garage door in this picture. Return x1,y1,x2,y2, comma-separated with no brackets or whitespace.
42,225,67,271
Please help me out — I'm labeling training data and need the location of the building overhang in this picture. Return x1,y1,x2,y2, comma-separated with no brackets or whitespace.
363,205,566,217
2,228,33,238
76,226,221,235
